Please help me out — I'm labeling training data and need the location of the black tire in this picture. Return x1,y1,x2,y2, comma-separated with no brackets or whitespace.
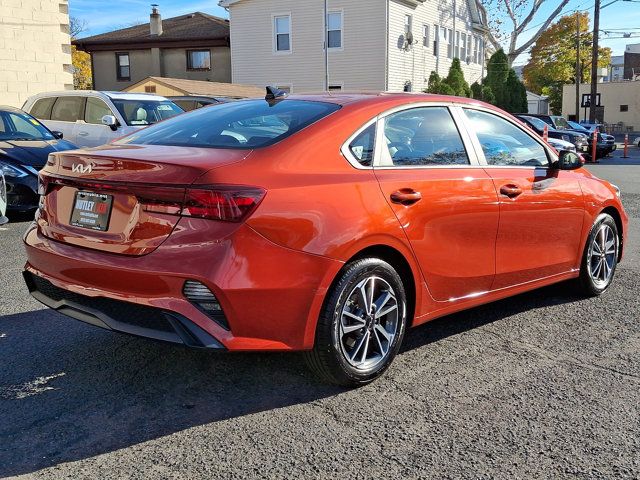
304,258,408,387
577,213,619,296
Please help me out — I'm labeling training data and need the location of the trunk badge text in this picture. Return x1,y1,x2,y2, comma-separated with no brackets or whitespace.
72,163,92,174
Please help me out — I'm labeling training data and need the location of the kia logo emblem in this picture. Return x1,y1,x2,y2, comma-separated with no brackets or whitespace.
72,163,92,174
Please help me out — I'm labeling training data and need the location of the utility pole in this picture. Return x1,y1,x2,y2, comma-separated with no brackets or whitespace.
589,0,600,122
575,13,581,122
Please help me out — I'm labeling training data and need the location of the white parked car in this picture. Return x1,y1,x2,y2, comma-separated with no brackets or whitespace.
22,91,183,148
634,136,640,147
0,171,7,225
547,137,576,153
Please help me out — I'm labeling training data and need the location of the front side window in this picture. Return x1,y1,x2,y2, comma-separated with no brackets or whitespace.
187,49,211,70
274,15,291,52
381,107,469,167
29,97,56,120
85,97,113,125
51,96,85,122
116,53,130,81
348,123,376,166
117,99,340,149
327,12,342,49
464,109,549,167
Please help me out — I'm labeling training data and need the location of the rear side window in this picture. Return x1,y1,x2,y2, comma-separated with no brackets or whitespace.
85,97,113,125
464,109,549,167
348,124,376,166
29,97,56,120
51,96,85,122
118,99,341,149
380,107,469,166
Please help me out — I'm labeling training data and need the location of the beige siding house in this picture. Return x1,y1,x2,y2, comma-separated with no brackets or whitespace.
73,7,232,91
219,0,487,93
0,0,73,107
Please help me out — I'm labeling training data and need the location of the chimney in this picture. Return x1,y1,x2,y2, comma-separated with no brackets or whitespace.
150,4,162,36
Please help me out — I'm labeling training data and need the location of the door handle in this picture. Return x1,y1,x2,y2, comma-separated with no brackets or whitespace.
77,131,89,137
390,189,422,205
499,184,523,198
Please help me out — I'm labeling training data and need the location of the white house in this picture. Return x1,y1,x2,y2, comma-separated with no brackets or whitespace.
219,0,488,93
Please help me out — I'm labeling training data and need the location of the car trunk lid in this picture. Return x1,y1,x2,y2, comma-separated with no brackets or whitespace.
37,145,253,256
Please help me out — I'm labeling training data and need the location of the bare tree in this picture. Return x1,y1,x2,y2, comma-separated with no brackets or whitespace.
69,16,88,39
477,0,571,66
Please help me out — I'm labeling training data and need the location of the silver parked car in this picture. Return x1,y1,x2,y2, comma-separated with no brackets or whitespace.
22,91,183,148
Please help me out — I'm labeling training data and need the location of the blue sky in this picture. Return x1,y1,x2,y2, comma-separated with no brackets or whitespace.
70,0,640,64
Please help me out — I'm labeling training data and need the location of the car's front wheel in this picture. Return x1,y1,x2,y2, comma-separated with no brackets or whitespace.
305,258,408,387
577,213,619,296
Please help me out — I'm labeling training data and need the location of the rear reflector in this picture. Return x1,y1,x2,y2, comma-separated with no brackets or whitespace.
183,280,229,330
41,175,265,223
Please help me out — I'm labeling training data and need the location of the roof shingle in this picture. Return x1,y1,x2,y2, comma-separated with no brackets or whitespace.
73,12,229,50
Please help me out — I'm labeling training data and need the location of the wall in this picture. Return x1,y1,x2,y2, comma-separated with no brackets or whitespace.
0,0,73,107
227,0,387,92
562,81,640,130
387,0,485,92
162,46,231,82
92,46,232,91
91,49,154,90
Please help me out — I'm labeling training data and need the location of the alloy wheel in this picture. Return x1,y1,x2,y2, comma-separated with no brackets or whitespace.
587,223,617,289
339,276,399,370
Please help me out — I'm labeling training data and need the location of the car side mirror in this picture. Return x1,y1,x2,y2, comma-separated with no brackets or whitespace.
51,130,63,139
101,115,118,131
555,151,583,170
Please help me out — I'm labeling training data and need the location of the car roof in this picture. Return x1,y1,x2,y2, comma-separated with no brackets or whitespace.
0,105,26,114
25,90,172,102
261,92,502,111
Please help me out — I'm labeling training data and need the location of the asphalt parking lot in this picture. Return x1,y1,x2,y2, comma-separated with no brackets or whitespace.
1,148,640,479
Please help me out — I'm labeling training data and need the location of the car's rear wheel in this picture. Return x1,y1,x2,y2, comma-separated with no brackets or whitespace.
305,258,407,387
577,213,619,296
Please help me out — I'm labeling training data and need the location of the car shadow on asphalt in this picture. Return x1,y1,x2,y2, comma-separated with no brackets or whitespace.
0,283,582,477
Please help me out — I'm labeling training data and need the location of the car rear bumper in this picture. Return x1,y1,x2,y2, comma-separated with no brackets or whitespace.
23,219,343,351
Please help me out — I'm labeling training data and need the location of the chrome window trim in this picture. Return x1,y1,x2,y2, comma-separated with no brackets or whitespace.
340,116,378,170
457,104,559,168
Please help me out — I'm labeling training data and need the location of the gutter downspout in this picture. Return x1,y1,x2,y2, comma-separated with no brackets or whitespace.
385,0,389,91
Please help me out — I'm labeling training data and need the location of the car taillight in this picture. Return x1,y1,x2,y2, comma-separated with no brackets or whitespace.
183,186,266,222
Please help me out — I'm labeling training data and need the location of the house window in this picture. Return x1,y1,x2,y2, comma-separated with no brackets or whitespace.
433,25,439,56
328,85,342,92
276,85,291,93
145,85,156,93
422,24,429,48
460,32,467,61
404,15,413,35
274,15,291,52
620,105,629,112
187,50,211,70
445,28,453,58
327,12,342,49
455,31,460,58
116,53,130,81
473,36,479,63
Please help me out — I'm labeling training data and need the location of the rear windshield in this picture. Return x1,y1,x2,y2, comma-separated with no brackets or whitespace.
111,99,183,126
116,99,341,149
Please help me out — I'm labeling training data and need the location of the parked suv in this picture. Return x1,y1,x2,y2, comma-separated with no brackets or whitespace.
524,113,573,131
22,91,183,148
515,115,589,154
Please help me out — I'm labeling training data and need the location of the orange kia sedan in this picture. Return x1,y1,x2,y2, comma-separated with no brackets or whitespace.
23,91,627,386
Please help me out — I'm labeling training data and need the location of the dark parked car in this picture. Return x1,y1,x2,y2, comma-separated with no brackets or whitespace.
515,115,590,154
523,113,573,131
168,96,233,112
0,106,77,212
568,121,616,155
